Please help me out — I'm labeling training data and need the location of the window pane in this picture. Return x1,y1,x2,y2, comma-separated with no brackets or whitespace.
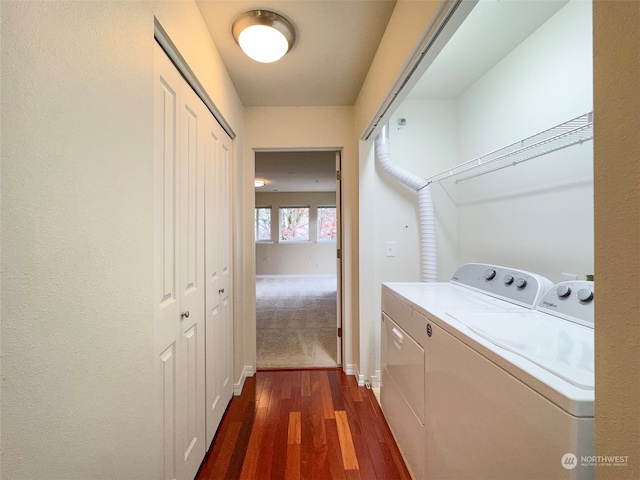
318,207,337,241
280,207,309,241
255,207,271,241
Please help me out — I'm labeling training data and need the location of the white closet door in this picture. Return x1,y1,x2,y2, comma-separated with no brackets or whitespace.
154,43,206,480
204,113,233,446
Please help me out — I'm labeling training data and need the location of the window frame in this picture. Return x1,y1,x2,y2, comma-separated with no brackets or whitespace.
255,206,273,243
278,205,311,243
317,205,337,243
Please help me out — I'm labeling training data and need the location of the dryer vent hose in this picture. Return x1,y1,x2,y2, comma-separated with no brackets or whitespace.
375,130,438,283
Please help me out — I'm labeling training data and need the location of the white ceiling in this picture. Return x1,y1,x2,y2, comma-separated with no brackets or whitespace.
408,0,568,99
195,0,569,191
195,0,396,107
255,151,336,192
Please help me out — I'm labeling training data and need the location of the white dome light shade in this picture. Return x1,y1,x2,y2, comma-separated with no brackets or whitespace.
239,25,288,63
232,10,296,64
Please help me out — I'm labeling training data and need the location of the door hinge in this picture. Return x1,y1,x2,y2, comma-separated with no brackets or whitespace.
336,170,342,181
337,248,342,259
338,327,342,338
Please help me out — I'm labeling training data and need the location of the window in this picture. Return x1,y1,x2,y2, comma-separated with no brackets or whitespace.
318,206,337,241
255,207,272,242
279,206,309,241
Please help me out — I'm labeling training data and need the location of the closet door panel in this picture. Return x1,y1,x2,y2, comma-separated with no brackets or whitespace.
154,42,207,480
154,43,182,480
204,115,233,446
176,84,206,480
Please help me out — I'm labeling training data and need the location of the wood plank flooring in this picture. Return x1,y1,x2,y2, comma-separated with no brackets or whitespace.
196,369,412,480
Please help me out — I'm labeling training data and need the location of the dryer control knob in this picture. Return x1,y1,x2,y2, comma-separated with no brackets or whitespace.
503,275,514,285
515,278,527,288
577,288,594,302
556,285,572,297
483,269,497,280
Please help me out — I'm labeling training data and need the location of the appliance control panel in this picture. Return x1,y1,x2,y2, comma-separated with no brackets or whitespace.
536,281,595,327
450,263,554,308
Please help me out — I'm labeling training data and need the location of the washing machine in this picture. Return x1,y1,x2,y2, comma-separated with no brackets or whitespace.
381,263,553,480
426,280,595,480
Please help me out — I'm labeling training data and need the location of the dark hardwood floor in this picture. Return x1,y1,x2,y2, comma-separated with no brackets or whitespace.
196,369,412,480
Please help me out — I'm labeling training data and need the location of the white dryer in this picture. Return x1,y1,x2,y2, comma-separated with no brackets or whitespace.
381,263,553,480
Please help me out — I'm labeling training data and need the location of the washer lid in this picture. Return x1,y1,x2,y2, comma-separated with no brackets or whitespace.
450,311,594,389
445,310,594,417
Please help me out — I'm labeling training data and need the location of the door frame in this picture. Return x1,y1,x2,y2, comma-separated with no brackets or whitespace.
253,147,345,367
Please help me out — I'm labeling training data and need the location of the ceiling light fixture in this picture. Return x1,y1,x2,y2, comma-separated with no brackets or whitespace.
254,179,266,187
232,10,296,63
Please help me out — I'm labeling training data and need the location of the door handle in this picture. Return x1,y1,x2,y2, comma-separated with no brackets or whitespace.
181,311,190,319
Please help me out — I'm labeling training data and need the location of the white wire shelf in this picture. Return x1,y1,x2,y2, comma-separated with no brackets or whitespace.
425,112,594,185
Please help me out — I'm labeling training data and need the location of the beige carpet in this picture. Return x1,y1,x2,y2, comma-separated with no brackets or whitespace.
256,275,338,369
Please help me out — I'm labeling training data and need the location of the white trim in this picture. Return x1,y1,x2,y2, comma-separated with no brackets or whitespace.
344,363,358,376
234,365,256,396
345,363,366,387
370,369,382,388
153,18,236,139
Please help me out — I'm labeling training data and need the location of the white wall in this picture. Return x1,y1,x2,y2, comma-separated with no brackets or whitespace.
0,1,244,478
243,106,358,374
357,101,459,381
255,192,337,276
386,101,459,282
455,0,593,283
355,0,443,384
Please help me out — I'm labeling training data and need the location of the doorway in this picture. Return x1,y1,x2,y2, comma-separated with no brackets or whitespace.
254,150,343,369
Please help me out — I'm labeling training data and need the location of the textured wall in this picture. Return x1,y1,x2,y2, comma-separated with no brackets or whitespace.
243,106,358,375
593,1,640,478
1,2,159,477
0,1,243,478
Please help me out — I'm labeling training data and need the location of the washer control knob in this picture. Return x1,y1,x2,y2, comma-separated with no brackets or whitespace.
556,285,572,298
503,275,514,285
515,278,527,289
483,269,497,281
577,288,594,302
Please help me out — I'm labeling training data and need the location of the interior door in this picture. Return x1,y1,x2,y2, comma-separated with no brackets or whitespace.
154,43,206,480
204,111,233,447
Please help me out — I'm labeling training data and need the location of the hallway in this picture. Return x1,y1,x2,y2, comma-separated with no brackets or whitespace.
196,369,410,479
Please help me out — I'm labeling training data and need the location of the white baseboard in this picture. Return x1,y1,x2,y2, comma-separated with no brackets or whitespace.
344,363,365,386
344,364,381,387
234,365,255,396
370,369,382,388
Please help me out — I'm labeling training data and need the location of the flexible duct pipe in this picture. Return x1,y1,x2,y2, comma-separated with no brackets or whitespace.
375,126,438,283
